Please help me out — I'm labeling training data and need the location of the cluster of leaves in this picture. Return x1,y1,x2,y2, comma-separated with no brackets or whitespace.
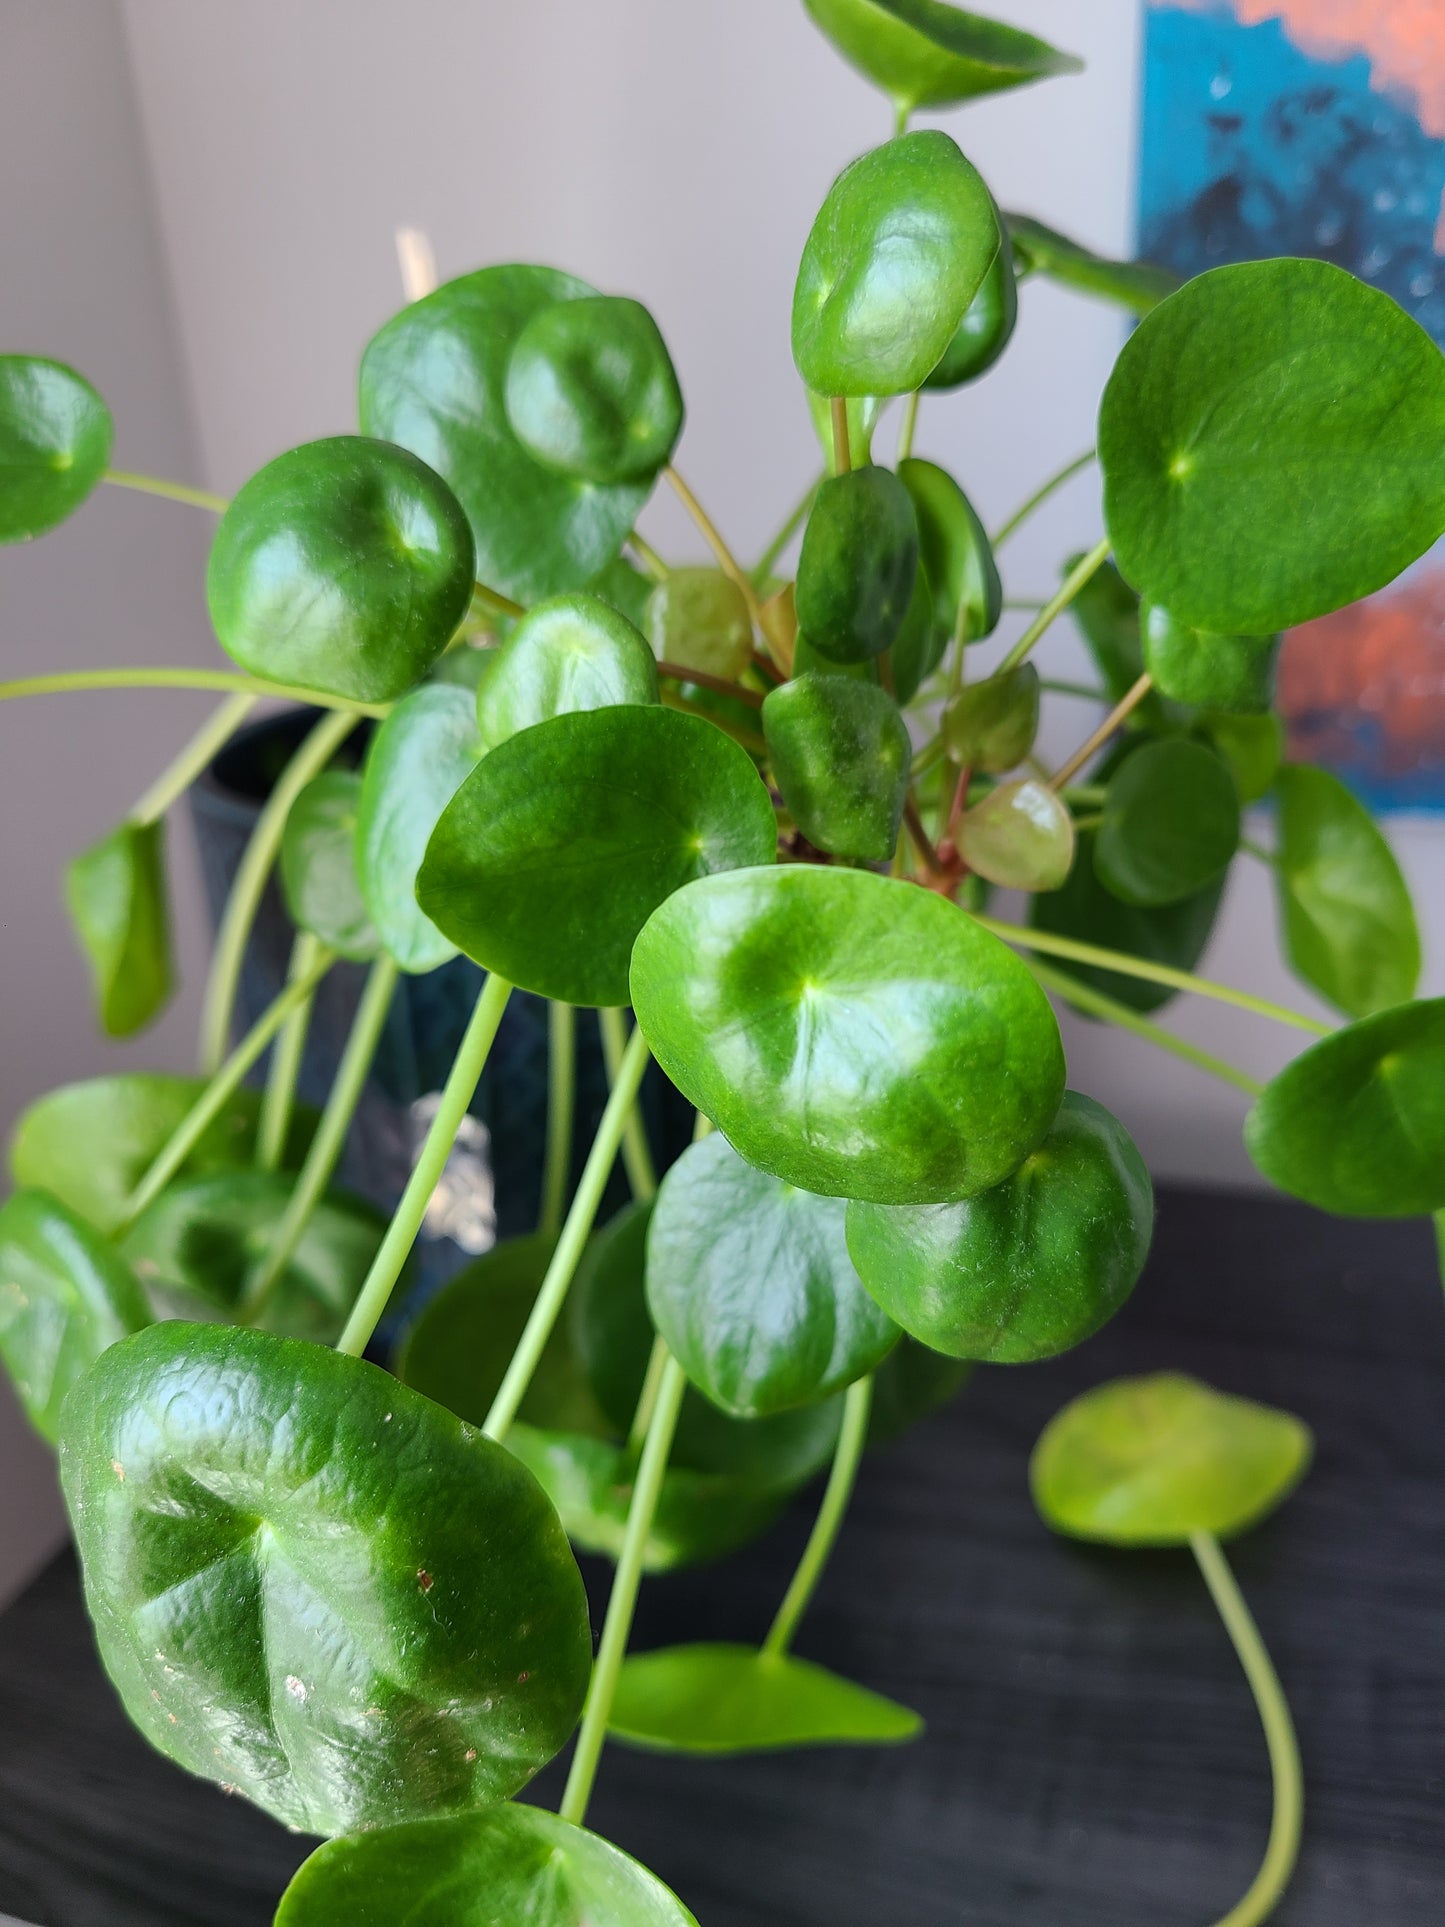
2,1,1444,1920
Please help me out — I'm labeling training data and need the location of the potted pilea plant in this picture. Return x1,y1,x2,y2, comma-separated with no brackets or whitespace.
2,2,1443,1921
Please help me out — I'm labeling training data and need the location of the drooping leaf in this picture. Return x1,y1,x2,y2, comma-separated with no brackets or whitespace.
943,663,1038,771
924,224,1018,389
1100,259,1445,634
59,1322,592,1834
1272,763,1420,1020
475,592,658,752
763,673,910,860
631,867,1065,1204
504,295,683,485
847,1092,1151,1363
792,132,1001,397
0,355,112,542
279,771,380,962
64,819,174,1038
795,466,919,663
276,1806,698,1926
1007,214,1179,315
0,1190,150,1442
898,457,1002,644
1031,1373,1312,1546
1094,739,1240,908
206,436,474,703
609,1644,920,1754
1140,602,1277,714
957,778,1074,891
1203,712,1283,807
646,569,754,682
802,0,1081,115
1244,1001,1445,1216
359,266,652,603
354,684,479,974
418,706,777,1008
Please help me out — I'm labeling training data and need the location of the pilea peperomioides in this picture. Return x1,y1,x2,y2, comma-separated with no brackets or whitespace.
1,3,1442,1921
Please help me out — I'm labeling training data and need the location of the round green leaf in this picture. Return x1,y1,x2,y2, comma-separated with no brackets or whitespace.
355,684,479,974
1273,763,1420,1020
1100,259,1445,634
586,553,654,631
923,228,1018,389
0,355,112,542
763,673,910,861
847,1092,1151,1363
943,663,1038,772
276,1806,698,1927
957,778,1074,892
59,1322,591,1834
359,266,651,604
1031,1373,1312,1546
631,866,1065,1204
1095,739,1240,908
609,1644,920,1755
1068,555,1160,714
645,568,753,682
1007,214,1179,316
504,295,683,486
279,771,380,962
1140,602,1278,715
0,1190,150,1442
888,556,943,705
899,457,1002,645
206,436,474,703
417,705,777,1008
1203,712,1284,807
802,0,1081,115
475,592,658,752
1245,1001,1445,1216
795,466,919,664
792,132,1002,397
646,1133,898,1420
64,818,174,1038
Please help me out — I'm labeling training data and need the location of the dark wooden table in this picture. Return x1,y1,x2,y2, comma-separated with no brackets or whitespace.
1,1186,1442,1925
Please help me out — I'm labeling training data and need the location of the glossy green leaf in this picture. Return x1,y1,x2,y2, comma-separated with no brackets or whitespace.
206,436,474,703
504,295,683,486
796,466,919,664
1007,214,1179,316
1203,712,1283,807
0,355,112,542
792,131,1002,397
944,663,1038,772
1069,556,1148,701
647,1133,898,1420
957,778,1073,892
360,266,651,603
418,705,777,1008
803,0,1081,114
64,819,174,1038
806,390,881,469
610,1644,920,1754
279,772,380,962
120,1171,389,1345
1100,259,1445,634
1140,602,1277,715
60,1322,591,1834
1273,763,1420,1020
475,592,658,752
8,1074,313,1236
847,1092,1151,1363
276,1806,698,1926
355,684,479,974
0,1190,150,1442
763,673,909,861
632,866,1065,1204
888,556,943,705
1245,1000,1445,1215
1095,739,1240,908
923,227,1018,388
899,457,1002,644
1031,1373,1312,1546
645,569,754,682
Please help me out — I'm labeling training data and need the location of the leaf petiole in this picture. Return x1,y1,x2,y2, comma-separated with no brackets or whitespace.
763,1374,874,1659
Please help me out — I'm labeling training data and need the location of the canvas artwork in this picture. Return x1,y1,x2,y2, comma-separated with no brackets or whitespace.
1139,2,1445,809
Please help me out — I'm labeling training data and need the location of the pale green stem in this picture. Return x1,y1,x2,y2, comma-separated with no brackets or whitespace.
763,1374,874,1659
0,669,386,718
1040,677,1109,702
244,954,400,1324
336,974,512,1357
1192,1531,1304,1927
1027,958,1264,1099
484,1026,651,1442
996,537,1111,675
752,474,822,585
103,468,229,515
559,1352,688,1827
255,932,323,1171
1241,837,1277,867
114,947,335,1236
830,398,852,477
539,1002,577,1242
599,1007,657,1201
992,448,1097,547
473,580,526,620
628,531,670,580
1049,671,1154,792
199,706,360,1074
893,99,910,137
627,1334,672,1454
130,691,256,826
896,390,921,465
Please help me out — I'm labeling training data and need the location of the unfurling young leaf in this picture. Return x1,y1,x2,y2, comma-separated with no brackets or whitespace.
957,778,1073,892
65,819,174,1038
944,663,1039,772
